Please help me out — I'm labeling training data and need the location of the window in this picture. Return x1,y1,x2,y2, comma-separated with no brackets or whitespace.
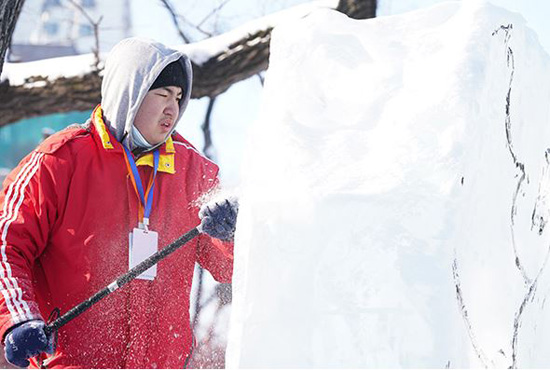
80,24,93,37
44,21,59,36
42,0,61,11
44,0,61,7
81,0,96,8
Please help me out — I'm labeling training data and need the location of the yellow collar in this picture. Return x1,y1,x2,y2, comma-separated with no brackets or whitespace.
136,138,176,174
93,105,176,174
93,106,114,149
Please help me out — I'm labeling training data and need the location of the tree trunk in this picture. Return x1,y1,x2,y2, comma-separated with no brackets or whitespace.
0,0,376,127
337,0,376,20
0,0,25,77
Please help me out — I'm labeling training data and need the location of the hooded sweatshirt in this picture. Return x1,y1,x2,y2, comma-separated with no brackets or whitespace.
0,38,233,369
101,37,193,152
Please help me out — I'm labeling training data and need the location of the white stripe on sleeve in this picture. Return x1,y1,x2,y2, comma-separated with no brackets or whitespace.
0,152,44,323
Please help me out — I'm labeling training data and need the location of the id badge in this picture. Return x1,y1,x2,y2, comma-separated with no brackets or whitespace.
129,228,158,280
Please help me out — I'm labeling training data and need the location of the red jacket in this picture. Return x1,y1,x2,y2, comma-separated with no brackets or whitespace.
0,106,233,368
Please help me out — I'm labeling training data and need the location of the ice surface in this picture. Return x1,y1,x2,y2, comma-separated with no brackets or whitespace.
226,1,550,368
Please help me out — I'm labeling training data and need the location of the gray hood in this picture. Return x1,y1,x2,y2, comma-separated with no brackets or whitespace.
101,37,193,151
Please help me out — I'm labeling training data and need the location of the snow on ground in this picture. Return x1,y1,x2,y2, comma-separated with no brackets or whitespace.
226,1,550,367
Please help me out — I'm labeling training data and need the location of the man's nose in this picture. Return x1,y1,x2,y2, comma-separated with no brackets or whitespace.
165,99,179,117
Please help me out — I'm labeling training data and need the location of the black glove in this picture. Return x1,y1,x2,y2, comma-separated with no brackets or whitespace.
4,320,54,368
199,198,239,241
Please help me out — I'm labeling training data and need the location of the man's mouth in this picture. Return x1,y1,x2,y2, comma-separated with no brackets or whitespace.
160,120,173,128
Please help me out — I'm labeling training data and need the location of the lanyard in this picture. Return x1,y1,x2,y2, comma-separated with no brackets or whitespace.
122,146,160,230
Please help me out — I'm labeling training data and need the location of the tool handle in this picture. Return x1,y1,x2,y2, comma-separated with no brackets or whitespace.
45,227,200,334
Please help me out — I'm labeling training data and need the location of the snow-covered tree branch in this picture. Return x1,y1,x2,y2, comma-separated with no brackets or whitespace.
0,0,376,127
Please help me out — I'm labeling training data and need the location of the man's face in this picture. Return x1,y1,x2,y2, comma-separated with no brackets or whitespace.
133,86,183,145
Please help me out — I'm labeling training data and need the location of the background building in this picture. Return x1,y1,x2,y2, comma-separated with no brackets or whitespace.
10,0,131,61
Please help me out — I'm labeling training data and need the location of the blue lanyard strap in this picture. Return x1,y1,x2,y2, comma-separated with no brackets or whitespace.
122,146,160,225
144,150,160,220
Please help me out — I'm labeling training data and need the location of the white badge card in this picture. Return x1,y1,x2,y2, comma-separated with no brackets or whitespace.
129,228,159,280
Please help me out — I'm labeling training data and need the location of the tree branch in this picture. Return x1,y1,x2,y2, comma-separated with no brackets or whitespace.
201,97,217,159
159,0,192,44
66,0,103,71
196,0,232,30
0,0,376,127
336,0,376,20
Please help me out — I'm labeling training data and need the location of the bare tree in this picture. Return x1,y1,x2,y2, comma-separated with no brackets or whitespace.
159,0,193,44
0,0,376,127
66,0,103,71
159,0,233,42
0,0,25,77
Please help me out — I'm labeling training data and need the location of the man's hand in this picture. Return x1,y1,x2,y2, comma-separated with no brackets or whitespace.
4,320,54,368
199,198,239,241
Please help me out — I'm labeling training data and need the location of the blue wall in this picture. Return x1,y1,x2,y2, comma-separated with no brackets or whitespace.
0,111,92,169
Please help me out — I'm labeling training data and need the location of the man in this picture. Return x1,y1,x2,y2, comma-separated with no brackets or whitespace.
0,37,238,368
